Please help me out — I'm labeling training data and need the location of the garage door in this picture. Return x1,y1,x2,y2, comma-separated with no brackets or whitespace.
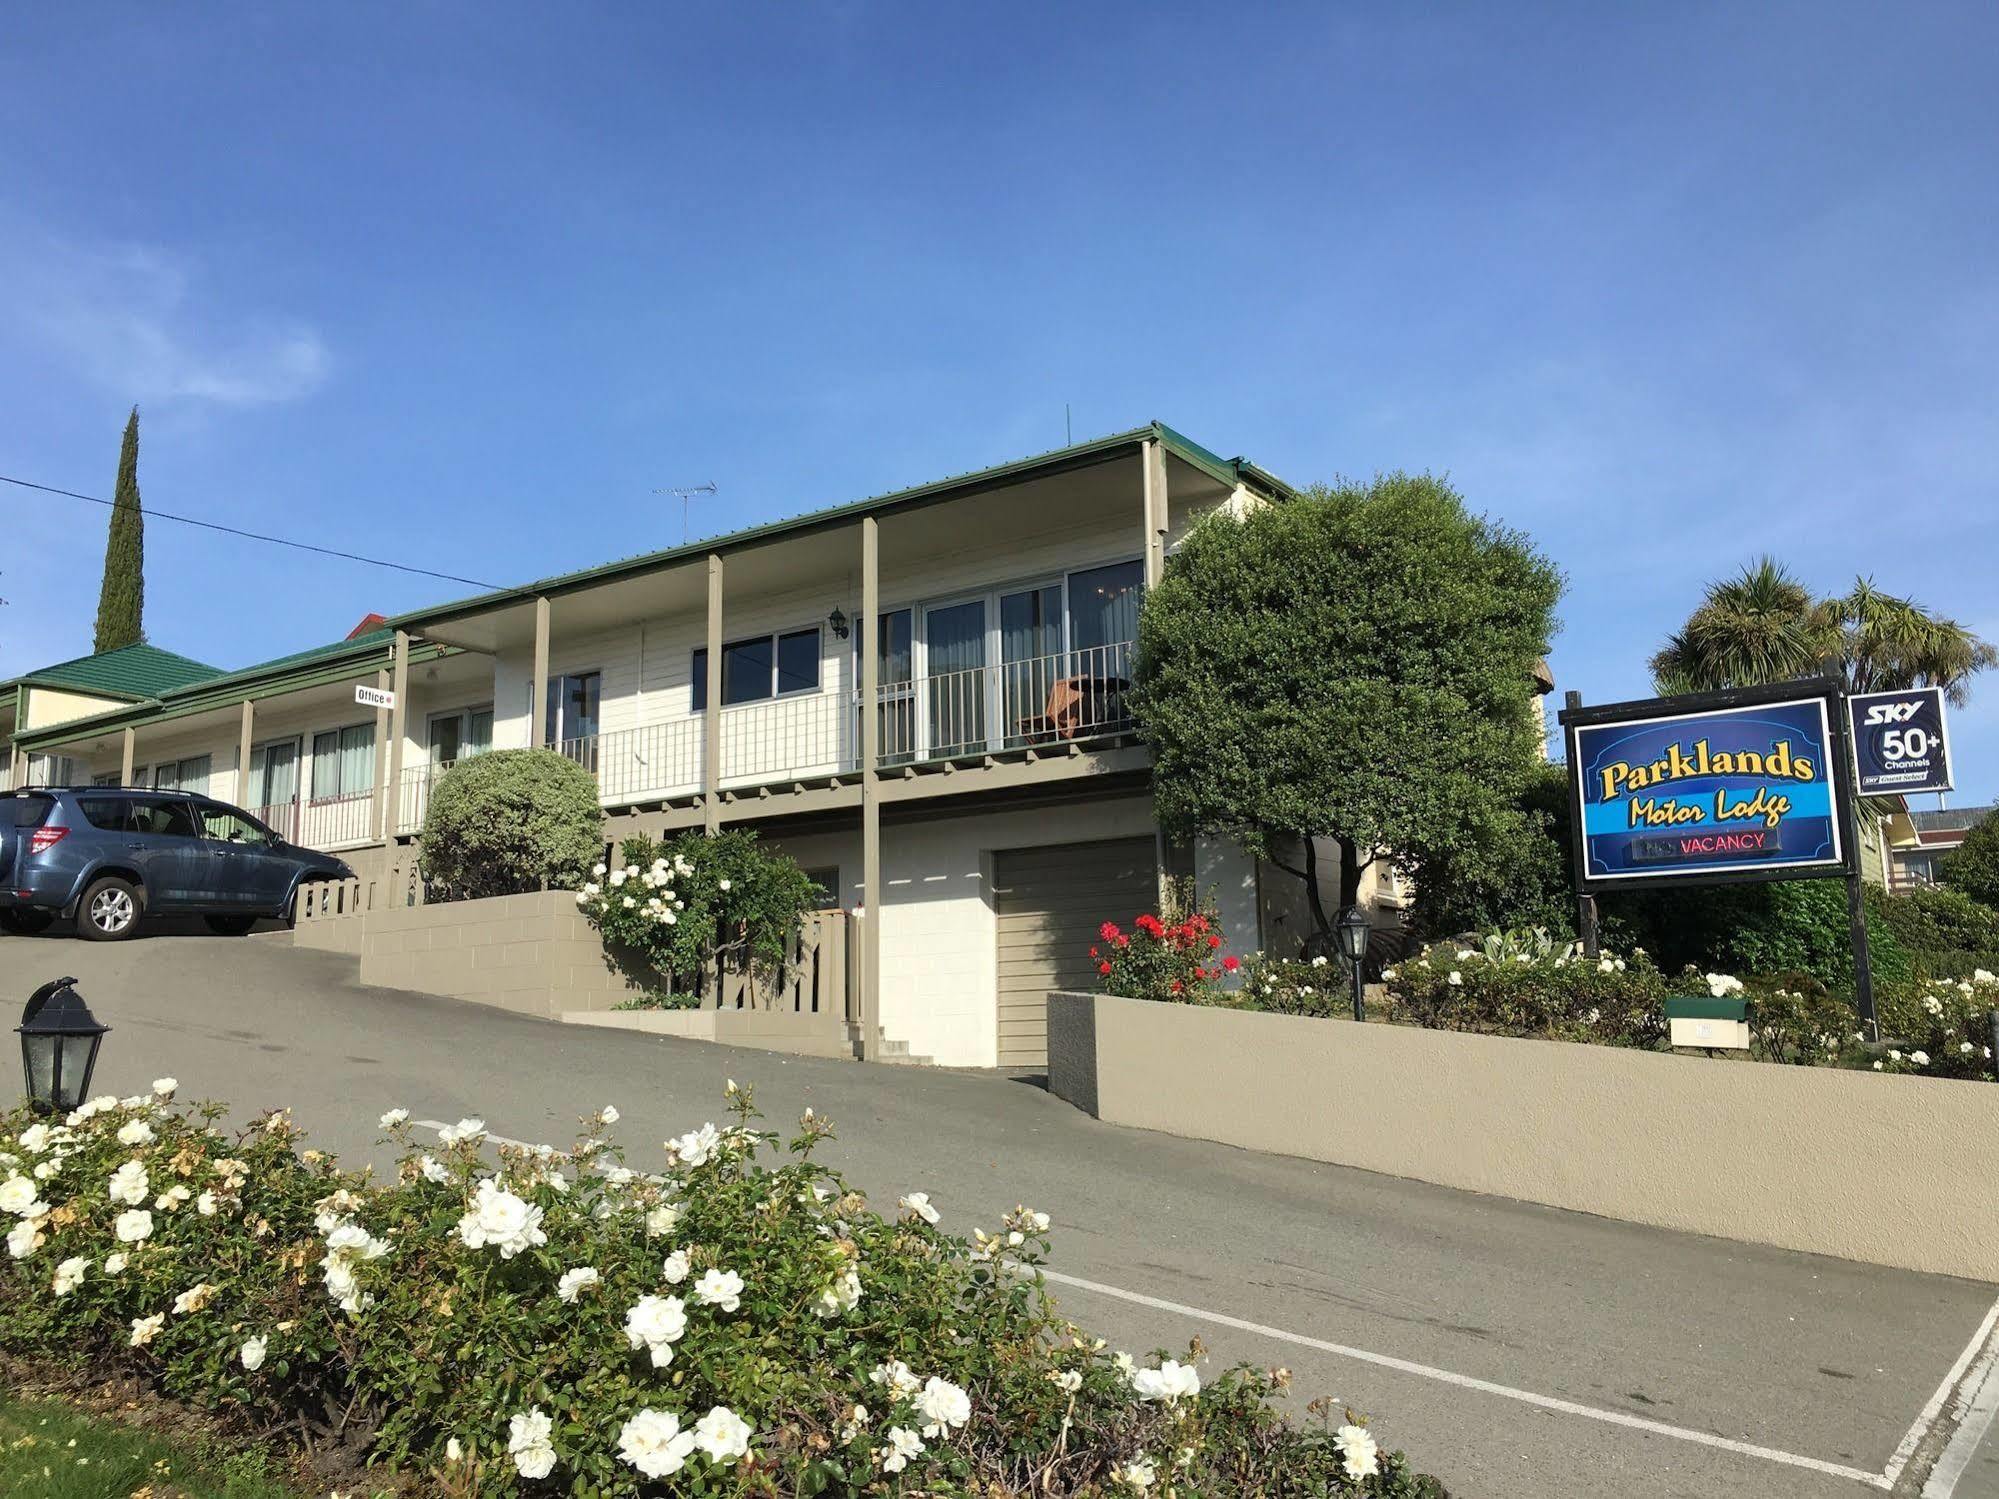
993,836,1158,1068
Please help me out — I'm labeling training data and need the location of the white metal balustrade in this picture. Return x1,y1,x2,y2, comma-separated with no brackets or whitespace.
374,641,1137,830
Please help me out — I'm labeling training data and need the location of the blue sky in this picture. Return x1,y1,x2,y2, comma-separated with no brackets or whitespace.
3,3,1995,801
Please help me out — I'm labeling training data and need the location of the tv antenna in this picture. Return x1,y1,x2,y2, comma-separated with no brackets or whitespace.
652,482,717,545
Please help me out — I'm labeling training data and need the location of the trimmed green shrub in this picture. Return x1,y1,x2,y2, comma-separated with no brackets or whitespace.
1604,880,1908,991
1380,941,1670,1047
0,1085,1444,1496
1876,971,1999,1079
1941,811,1999,907
578,830,822,998
420,749,603,901
1874,885,1999,953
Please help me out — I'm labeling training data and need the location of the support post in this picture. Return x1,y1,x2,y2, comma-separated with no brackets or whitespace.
1141,437,1168,589
236,700,255,809
529,596,551,750
387,632,410,843
371,667,392,839
1829,681,1880,1042
859,517,881,1062
120,727,136,787
1847,868,1879,1041
7,744,22,791
1563,689,1600,958
703,554,723,833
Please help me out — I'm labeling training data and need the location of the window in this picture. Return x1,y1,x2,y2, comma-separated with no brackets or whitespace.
151,755,212,795
428,705,494,765
91,772,119,788
78,797,130,832
8,795,55,829
129,797,200,839
1067,559,1144,659
200,804,271,844
310,724,376,801
691,627,821,710
544,673,601,747
801,866,841,910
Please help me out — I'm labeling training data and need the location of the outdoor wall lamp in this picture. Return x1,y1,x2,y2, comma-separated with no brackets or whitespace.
827,606,851,640
18,977,110,1115
1335,905,1371,1023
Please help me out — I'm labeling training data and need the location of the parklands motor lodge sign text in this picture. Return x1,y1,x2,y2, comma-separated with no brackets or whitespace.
1572,696,1843,881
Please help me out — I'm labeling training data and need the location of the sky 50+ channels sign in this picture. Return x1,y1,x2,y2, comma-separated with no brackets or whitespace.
1569,694,1846,884
1846,686,1953,796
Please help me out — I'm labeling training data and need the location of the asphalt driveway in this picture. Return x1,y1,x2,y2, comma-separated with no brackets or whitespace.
3,926,1994,1497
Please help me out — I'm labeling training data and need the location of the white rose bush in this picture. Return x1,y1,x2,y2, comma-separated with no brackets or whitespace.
0,1086,1441,1497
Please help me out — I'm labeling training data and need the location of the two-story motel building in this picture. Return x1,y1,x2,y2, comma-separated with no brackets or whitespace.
6,425,1403,1068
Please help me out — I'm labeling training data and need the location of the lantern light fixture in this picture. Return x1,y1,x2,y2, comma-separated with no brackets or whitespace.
1335,905,1371,1022
18,977,109,1115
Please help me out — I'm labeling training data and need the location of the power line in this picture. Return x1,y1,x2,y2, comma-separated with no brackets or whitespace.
0,473,504,590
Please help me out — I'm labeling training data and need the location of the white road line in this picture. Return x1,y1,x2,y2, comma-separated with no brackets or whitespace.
1037,1266,1890,1489
1885,1294,1999,1489
414,1119,542,1151
1916,1299,1999,1497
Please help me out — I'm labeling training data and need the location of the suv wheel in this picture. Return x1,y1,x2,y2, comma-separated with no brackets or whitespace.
203,913,258,937
0,909,54,936
78,877,142,941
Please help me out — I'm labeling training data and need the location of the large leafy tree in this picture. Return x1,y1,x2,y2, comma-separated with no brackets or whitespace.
1651,556,1994,703
1132,474,1562,943
1941,812,1999,909
92,406,146,653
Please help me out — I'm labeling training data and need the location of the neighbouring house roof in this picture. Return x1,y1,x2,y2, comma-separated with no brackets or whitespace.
6,643,222,700
1911,805,1993,833
387,421,1295,632
346,612,388,639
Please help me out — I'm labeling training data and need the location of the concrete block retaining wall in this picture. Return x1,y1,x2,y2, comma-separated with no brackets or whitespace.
1048,991,1999,1282
296,890,644,1017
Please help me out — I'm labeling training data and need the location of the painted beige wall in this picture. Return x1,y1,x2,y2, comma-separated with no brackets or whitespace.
20,685,130,731
1059,992,1999,1282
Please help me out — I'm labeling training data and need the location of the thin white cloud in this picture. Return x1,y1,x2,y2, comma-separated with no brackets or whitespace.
3,228,330,408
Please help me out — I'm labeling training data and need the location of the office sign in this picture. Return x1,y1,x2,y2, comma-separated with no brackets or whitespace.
355,684,397,710
1568,691,1846,887
1847,687,1953,796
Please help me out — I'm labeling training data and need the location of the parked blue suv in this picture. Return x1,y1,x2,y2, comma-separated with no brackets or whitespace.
0,787,353,940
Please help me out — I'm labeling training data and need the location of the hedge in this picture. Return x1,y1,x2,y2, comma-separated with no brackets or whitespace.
420,749,604,901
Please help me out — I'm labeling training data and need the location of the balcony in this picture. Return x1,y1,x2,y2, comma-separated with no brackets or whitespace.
390,640,1138,834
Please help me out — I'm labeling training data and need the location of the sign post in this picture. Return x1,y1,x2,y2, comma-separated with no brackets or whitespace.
1559,677,1878,1039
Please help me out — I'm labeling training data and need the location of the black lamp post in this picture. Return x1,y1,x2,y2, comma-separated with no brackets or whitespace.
1336,905,1371,1022
18,977,109,1115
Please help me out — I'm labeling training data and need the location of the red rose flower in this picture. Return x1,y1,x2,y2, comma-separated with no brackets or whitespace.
1223,954,1241,972
1098,961,1113,976
1207,933,1222,950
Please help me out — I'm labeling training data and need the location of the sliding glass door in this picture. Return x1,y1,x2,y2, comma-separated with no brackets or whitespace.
923,598,988,758
248,738,301,838
999,583,1063,746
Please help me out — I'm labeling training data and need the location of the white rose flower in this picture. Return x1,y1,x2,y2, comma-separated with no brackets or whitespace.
624,1294,688,1368
694,1267,744,1312
0,1176,39,1215
456,1180,546,1258
130,1313,165,1348
813,1268,863,1318
916,1376,971,1438
19,1124,51,1155
1447,970,1463,986
6,1218,40,1259
379,1109,409,1129
104,1251,128,1275
592,862,608,877
870,1359,921,1397
662,1249,690,1284
646,1203,681,1236
880,1426,925,1473
108,1160,150,1206
1050,1369,1083,1393
556,1267,601,1304
617,1408,698,1479
436,1118,486,1146
445,1438,463,1462
507,1407,557,1480
420,1156,449,1184
900,1191,941,1225
151,1078,178,1099
172,1282,215,1315
114,1209,154,1244
1335,1424,1380,1479
718,878,731,891
53,1256,87,1296
670,1123,722,1167
117,1119,155,1147
1130,1359,1200,1403
1704,972,1745,998
196,1191,219,1217
1912,1050,1930,1066
238,1335,269,1371
600,1104,620,1124
1120,1456,1158,1489
693,1405,753,1464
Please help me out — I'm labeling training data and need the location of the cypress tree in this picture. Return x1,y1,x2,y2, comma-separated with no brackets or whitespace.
92,406,146,653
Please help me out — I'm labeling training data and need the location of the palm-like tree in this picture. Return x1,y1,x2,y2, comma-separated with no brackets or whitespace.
1651,558,1995,704
1649,558,1838,694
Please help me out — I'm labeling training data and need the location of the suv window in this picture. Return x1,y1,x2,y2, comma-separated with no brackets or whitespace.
77,796,133,832
129,797,200,839
199,805,270,844
7,795,54,829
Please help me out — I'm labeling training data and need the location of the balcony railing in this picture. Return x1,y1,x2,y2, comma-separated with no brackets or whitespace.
301,791,377,849
381,641,1136,835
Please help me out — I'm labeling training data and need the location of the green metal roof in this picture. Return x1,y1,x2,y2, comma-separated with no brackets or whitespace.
389,421,1294,630
9,643,221,700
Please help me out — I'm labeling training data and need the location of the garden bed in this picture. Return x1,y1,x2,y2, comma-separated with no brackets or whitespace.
1048,990,1999,1281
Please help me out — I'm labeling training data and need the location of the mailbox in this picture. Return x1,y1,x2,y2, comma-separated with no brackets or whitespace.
1665,995,1750,1051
